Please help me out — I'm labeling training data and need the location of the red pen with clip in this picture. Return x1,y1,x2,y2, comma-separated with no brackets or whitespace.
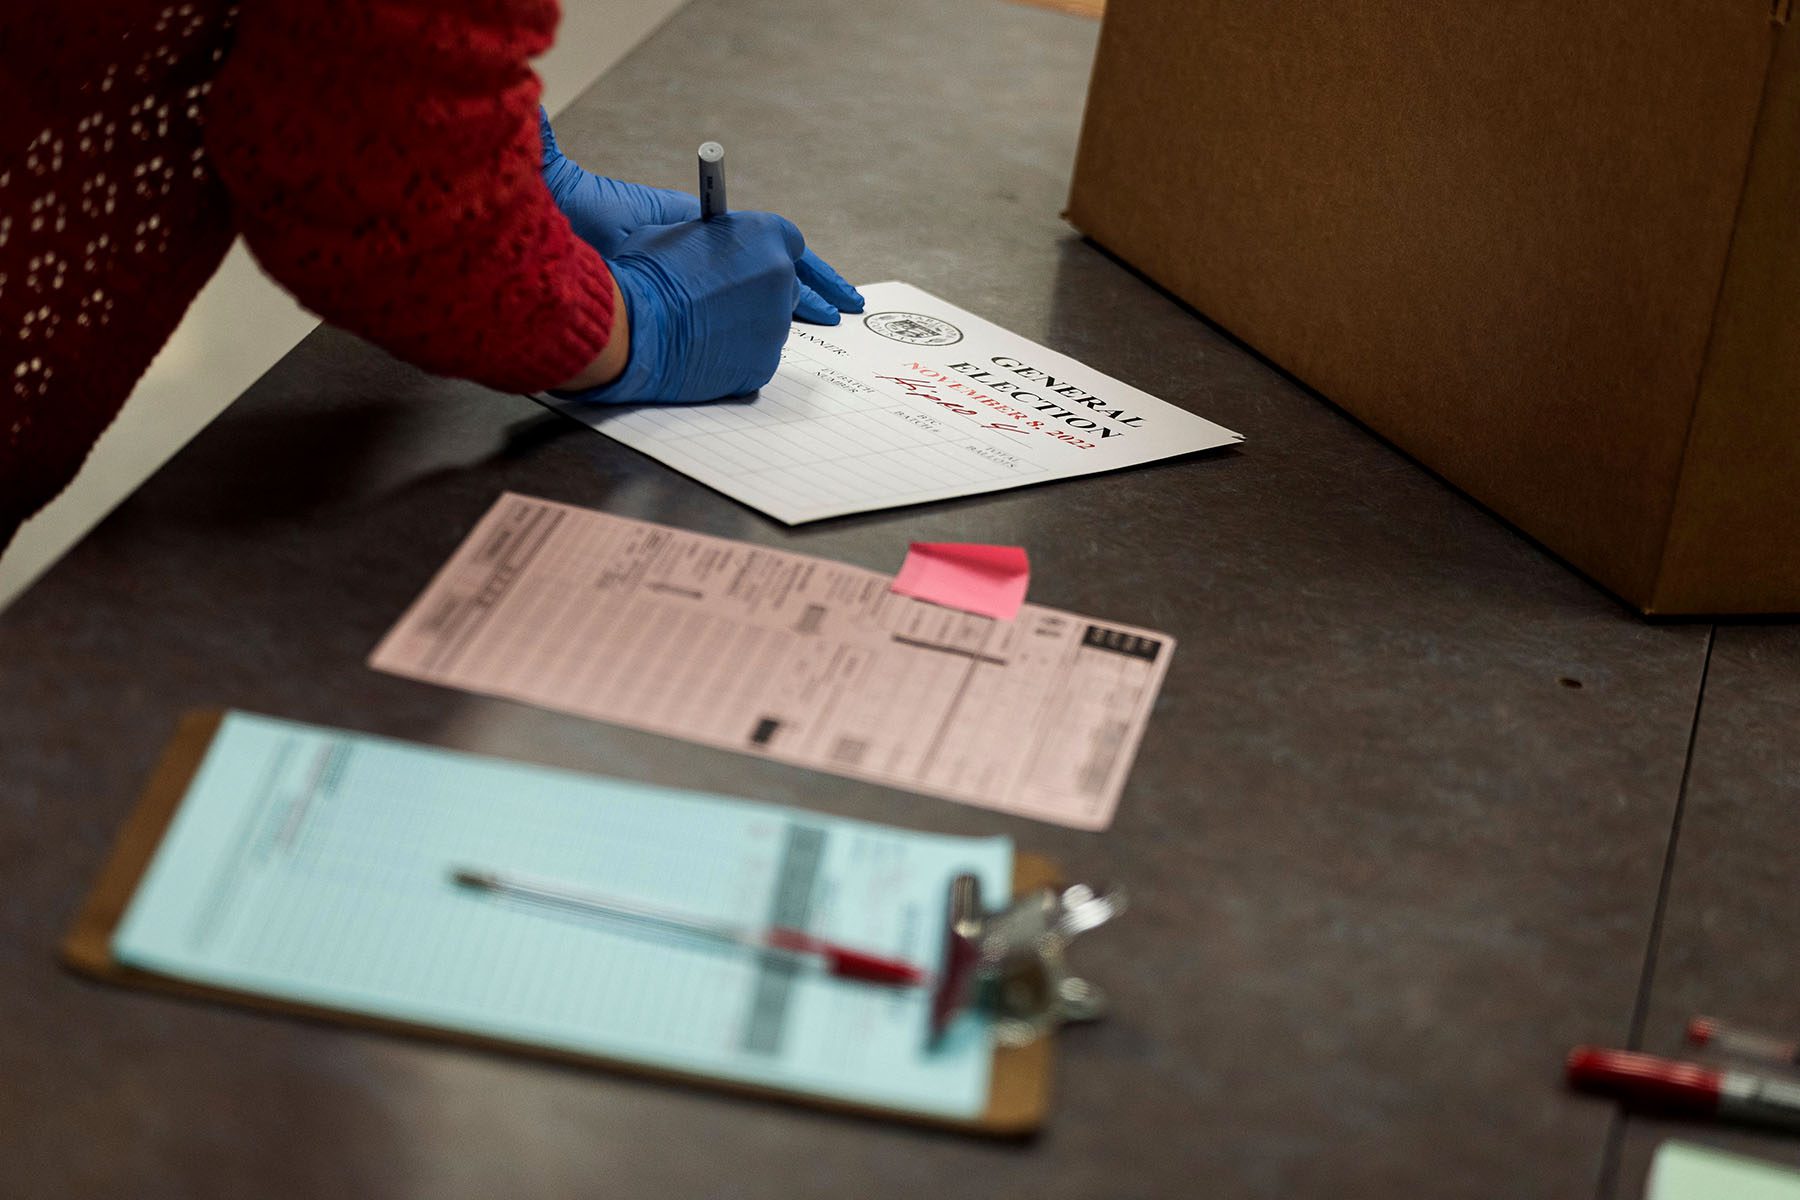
451,867,927,988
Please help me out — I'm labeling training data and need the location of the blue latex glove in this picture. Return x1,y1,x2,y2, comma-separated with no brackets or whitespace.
558,213,804,404
540,108,863,325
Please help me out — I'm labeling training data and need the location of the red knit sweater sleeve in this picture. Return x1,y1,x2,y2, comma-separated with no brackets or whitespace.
203,0,614,393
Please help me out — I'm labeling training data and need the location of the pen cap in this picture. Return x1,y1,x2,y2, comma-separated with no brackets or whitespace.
696,142,727,219
1565,1046,1723,1115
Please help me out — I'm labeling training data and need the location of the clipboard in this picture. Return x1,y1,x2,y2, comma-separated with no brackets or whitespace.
62,710,1058,1136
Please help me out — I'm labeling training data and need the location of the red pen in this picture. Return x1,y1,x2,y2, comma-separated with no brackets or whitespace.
1566,1046,1800,1132
1686,1016,1800,1067
452,867,927,988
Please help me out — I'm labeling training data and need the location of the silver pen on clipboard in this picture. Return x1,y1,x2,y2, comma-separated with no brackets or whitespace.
451,866,925,987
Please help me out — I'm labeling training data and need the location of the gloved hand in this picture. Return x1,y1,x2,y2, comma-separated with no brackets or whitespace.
540,108,864,325
557,213,804,404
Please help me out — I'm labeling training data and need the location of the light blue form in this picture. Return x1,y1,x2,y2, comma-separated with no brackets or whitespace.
1648,1142,1800,1200
113,712,1012,1118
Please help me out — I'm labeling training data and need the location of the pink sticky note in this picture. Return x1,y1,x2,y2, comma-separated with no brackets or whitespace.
890,542,1031,621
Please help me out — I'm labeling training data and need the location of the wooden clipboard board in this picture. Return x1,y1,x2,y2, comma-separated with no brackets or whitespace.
62,710,1057,1136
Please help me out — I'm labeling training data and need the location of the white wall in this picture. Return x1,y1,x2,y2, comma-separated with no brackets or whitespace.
0,0,684,612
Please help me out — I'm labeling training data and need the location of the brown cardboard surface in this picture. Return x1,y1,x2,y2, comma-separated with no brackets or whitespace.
1068,1,1787,611
1654,17,1800,613
63,710,1057,1136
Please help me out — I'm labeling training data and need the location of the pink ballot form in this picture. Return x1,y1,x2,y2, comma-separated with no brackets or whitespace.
890,543,1031,621
371,495,1178,829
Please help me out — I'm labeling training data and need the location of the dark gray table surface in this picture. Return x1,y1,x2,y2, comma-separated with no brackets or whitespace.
1,1,1793,1197
1606,626,1800,1197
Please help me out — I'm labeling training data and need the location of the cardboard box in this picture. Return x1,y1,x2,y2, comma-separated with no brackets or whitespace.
1068,1,1800,614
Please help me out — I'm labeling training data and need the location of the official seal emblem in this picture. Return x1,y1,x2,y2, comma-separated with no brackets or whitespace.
862,311,963,346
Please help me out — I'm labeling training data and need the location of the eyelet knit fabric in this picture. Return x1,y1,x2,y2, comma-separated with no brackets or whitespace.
0,0,616,545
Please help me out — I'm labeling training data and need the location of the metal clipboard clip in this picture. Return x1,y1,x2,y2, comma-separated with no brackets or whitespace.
929,872,1126,1047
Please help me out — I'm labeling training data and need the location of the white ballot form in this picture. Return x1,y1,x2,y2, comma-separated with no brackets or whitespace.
543,282,1241,523
370,494,1176,830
